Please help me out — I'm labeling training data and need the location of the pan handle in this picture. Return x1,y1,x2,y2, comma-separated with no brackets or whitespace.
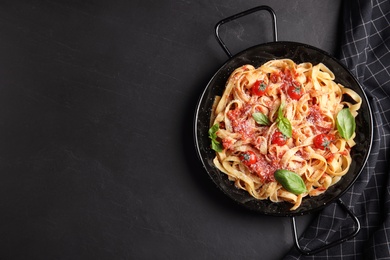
291,198,361,255
215,5,278,58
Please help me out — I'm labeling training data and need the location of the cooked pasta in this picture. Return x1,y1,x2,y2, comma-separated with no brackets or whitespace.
209,59,361,210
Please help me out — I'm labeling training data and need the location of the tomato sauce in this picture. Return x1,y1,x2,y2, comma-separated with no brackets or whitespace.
222,139,233,150
270,72,279,83
307,105,333,134
308,105,321,124
249,154,278,183
227,105,255,140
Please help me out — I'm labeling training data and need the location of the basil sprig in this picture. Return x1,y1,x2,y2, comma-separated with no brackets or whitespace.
208,123,223,152
276,103,292,138
252,112,271,126
336,108,356,140
274,169,307,195
252,104,292,138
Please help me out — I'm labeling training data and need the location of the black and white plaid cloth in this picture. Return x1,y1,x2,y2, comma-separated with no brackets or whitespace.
285,0,390,259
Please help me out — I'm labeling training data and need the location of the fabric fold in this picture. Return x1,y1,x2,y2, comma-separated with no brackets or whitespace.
284,0,390,258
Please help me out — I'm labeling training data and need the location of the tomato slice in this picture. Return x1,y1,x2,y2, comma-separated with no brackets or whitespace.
271,131,287,146
287,82,303,100
313,134,335,150
251,80,268,96
239,150,257,166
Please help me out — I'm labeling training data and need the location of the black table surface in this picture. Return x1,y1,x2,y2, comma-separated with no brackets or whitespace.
0,1,342,259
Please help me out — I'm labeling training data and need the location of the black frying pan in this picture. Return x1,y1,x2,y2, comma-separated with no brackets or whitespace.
193,6,373,255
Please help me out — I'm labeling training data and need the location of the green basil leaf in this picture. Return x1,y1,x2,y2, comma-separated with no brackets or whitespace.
274,169,307,195
278,102,284,119
276,103,292,138
336,108,356,140
211,140,223,152
252,112,271,126
208,124,223,152
277,117,292,138
208,124,218,139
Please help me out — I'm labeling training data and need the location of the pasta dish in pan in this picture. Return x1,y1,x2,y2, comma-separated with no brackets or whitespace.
208,59,361,210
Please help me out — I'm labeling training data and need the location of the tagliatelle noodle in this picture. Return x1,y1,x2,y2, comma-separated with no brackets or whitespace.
210,59,361,210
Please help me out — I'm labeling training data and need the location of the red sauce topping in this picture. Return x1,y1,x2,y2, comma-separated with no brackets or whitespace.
249,154,277,182
227,105,254,140
308,105,321,124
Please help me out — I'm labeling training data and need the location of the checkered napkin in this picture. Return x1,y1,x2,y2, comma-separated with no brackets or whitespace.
284,0,390,259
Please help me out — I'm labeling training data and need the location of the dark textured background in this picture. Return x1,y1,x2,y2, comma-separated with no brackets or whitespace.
0,1,341,259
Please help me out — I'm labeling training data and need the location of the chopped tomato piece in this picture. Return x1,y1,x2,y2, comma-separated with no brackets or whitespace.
239,150,257,166
287,83,303,100
271,131,287,146
313,134,335,150
251,80,268,96
270,72,279,83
